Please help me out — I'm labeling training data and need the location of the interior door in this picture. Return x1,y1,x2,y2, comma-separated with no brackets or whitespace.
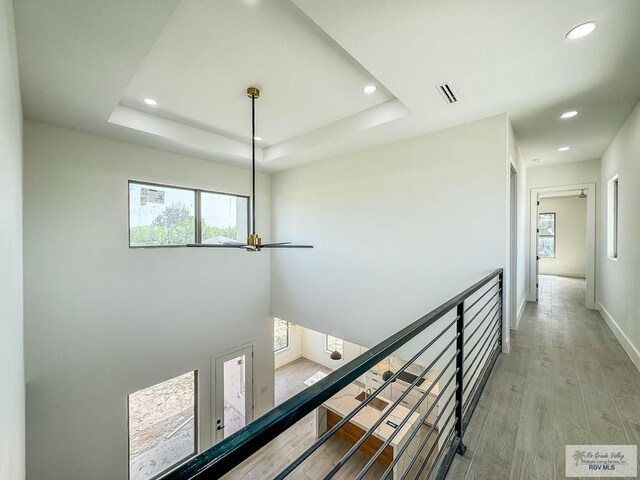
213,346,253,443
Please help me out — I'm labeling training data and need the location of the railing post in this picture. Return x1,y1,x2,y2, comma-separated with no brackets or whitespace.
455,301,467,455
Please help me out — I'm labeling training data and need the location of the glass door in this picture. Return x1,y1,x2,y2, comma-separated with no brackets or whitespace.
213,346,253,443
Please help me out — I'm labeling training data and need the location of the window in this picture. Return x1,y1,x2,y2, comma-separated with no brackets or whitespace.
128,371,197,480
274,318,290,352
607,175,619,259
325,335,344,356
200,191,249,244
538,213,556,258
129,181,249,247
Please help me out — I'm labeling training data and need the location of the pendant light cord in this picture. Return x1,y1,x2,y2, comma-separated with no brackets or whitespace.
251,93,256,236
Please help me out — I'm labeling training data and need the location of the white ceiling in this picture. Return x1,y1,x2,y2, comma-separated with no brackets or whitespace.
14,0,640,172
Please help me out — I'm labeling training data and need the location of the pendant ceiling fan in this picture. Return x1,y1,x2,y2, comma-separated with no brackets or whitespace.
188,87,313,252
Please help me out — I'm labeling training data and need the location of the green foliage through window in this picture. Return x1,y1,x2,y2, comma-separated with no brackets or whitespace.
538,212,556,258
274,319,289,352
129,182,248,247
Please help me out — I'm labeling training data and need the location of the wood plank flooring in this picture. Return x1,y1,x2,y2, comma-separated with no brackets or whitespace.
448,275,640,480
224,357,438,479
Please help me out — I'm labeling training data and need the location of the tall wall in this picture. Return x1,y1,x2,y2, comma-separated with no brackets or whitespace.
270,114,512,352
23,122,274,480
598,98,640,370
0,0,25,478
538,196,587,277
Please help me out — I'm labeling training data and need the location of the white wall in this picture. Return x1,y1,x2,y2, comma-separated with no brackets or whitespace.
538,196,587,277
527,158,601,189
598,98,640,371
299,328,363,371
274,324,363,371
271,114,510,352
0,0,25,478
23,122,274,480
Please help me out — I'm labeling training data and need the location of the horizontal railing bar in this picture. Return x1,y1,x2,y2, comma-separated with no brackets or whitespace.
326,339,458,480
463,300,500,346
432,432,461,480
382,383,458,479
463,342,497,414
418,423,457,480
463,288,501,329
279,318,459,480
463,325,500,394
463,323,501,396
463,309,502,370
463,328,499,388
164,269,502,480
399,399,458,480
462,325,501,410
462,343,501,434
353,355,458,480
463,280,499,314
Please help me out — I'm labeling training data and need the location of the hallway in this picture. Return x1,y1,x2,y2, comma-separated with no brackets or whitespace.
448,275,640,479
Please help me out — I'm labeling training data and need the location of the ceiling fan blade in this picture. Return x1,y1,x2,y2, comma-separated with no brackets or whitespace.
261,244,314,249
259,242,292,247
186,243,248,248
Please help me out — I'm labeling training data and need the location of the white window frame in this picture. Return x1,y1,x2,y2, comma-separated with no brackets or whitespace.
324,335,344,356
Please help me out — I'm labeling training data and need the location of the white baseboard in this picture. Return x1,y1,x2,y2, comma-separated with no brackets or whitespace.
274,352,303,369
596,302,640,373
539,273,586,279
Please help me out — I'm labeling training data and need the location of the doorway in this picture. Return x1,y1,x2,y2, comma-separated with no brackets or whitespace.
528,183,596,308
213,345,254,443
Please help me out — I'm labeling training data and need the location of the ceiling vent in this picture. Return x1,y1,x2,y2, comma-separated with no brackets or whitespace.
436,82,458,104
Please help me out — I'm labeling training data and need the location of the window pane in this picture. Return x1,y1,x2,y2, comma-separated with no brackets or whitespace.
326,335,344,355
129,183,195,246
129,371,196,480
538,213,555,235
274,319,289,352
200,192,248,244
538,236,555,258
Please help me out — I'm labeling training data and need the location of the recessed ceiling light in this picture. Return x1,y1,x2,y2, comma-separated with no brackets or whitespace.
363,85,377,94
253,136,262,141
566,22,597,40
560,110,579,119
143,98,158,106
558,146,571,152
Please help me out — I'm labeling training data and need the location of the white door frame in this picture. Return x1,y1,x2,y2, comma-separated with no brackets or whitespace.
528,183,596,309
509,165,518,329
212,343,254,444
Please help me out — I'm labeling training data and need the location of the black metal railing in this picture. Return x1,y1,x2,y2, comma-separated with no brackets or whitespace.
165,269,503,480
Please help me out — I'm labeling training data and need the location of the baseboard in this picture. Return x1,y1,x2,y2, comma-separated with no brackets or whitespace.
596,302,640,373
275,352,303,369
539,273,586,279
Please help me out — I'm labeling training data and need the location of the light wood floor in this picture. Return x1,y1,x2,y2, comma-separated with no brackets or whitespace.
447,275,640,480
225,357,438,479
224,357,389,479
